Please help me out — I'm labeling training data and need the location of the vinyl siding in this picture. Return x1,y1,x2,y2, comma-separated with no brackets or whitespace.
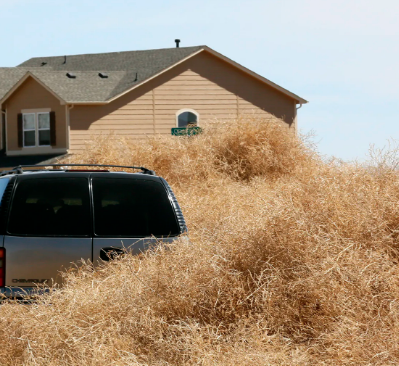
154,70,238,130
69,90,155,152
69,51,297,153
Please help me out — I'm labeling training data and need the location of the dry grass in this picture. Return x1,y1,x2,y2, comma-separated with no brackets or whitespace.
0,118,398,365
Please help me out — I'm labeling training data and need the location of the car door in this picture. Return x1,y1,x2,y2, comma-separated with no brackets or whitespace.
4,175,92,289
91,175,181,264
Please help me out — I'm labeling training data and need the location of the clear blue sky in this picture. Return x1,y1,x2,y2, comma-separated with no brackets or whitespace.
1,0,398,161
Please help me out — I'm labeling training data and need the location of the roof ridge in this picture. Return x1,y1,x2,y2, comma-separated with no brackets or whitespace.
29,69,128,73
22,46,206,61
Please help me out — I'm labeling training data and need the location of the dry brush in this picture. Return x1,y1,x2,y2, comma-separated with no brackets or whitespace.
0,119,398,365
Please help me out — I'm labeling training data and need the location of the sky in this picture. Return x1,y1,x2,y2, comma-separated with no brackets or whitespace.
0,0,398,162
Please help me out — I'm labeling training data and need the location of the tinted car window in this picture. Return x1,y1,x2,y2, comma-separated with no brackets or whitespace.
92,178,180,237
8,178,90,236
0,178,10,205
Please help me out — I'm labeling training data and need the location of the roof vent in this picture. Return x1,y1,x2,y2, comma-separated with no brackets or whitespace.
175,39,180,48
40,62,47,67
66,72,76,79
98,72,108,78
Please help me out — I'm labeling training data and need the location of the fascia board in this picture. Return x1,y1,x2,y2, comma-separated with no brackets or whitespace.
202,46,308,104
64,101,108,105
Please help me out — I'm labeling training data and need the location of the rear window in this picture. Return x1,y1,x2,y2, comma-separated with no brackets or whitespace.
8,177,90,236
92,178,180,237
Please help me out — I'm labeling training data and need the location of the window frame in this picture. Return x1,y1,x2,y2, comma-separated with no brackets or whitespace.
175,109,199,128
22,111,51,148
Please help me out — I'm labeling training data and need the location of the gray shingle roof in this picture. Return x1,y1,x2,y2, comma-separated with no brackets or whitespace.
0,68,30,101
19,46,204,71
0,46,204,103
30,70,128,102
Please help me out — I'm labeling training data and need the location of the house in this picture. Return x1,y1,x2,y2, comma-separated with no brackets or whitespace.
0,42,307,158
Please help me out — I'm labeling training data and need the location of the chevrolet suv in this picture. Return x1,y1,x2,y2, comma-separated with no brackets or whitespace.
0,164,187,298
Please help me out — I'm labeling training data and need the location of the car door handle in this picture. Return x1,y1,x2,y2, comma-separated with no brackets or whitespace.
100,247,125,261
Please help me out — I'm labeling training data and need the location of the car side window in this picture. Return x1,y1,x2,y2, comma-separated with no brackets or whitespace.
92,178,180,237
0,178,10,205
8,177,91,236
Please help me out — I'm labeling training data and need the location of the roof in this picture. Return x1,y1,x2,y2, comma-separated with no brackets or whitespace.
0,46,307,105
0,68,31,102
28,70,128,102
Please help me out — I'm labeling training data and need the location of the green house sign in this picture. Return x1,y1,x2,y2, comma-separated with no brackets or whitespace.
171,127,202,136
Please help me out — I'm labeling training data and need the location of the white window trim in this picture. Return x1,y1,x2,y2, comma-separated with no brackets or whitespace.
175,109,200,128
22,111,51,148
21,108,51,114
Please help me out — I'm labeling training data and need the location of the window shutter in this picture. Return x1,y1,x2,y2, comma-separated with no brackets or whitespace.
50,111,56,146
17,113,23,148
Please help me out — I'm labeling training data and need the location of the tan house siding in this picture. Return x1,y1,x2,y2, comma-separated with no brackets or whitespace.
2,76,67,154
69,89,155,152
68,51,297,153
0,112,4,150
153,69,239,134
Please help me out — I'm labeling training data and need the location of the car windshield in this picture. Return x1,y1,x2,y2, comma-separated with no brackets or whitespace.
92,178,180,237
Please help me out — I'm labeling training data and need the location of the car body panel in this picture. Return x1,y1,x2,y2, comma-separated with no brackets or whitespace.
93,237,178,264
4,236,92,287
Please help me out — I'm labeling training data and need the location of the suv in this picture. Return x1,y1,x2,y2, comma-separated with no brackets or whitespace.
0,164,187,298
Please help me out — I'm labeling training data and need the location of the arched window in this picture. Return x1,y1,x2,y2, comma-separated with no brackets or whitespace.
177,110,199,128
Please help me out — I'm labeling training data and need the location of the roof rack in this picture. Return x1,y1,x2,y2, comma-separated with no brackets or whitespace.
0,164,156,177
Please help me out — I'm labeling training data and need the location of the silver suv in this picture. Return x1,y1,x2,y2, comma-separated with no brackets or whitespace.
0,164,187,298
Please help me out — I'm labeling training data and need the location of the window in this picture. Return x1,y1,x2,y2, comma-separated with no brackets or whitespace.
22,112,51,147
8,178,91,236
177,110,198,128
23,114,35,147
38,113,51,145
92,178,180,237
0,178,10,205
